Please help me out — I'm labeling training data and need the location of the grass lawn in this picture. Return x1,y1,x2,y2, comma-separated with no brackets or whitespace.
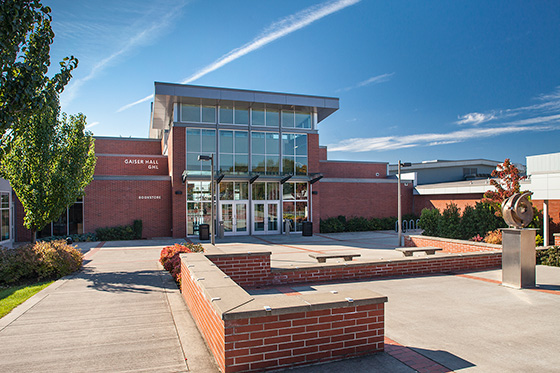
0,281,53,319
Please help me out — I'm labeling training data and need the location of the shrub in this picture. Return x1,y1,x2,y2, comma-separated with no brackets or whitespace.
320,217,345,233
419,208,441,237
160,243,204,285
380,217,398,230
484,229,502,244
470,234,484,242
346,217,370,232
33,240,83,280
0,240,83,286
474,202,505,236
96,220,142,241
536,246,560,267
40,233,98,243
460,205,478,240
535,234,544,247
438,203,462,239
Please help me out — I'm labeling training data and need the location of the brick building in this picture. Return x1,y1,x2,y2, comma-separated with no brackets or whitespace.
15,83,413,241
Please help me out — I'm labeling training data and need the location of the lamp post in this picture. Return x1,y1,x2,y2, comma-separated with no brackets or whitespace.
397,160,411,247
198,154,215,245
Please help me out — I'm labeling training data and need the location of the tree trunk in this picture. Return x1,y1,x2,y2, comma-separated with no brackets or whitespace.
31,229,37,244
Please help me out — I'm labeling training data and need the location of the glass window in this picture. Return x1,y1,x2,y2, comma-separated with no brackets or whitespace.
202,130,215,153
68,202,83,235
235,108,249,125
296,183,308,199
282,110,295,128
219,154,234,173
219,106,233,124
220,182,234,200
266,133,279,155
252,109,265,126
266,109,279,127
266,156,280,175
252,132,265,154
283,201,295,228
220,131,234,153
295,157,308,175
295,202,308,231
268,183,279,200
235,154,248,173
202,105,216,123
182,104,200,122
295,112,312,129
282,134,294,155
283,183,295,200
235,131,249,153
252,155,266,174
252,183,266,200
282,157,294,175
186,129,201,153
295,134,307,156
235,182,249,200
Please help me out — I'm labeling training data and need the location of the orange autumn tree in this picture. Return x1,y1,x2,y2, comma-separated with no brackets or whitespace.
483,159,526,215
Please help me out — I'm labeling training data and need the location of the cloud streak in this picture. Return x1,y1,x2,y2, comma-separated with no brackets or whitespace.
118,0,361,112
62,2,187,106
337,72,395,92
329,86,560,152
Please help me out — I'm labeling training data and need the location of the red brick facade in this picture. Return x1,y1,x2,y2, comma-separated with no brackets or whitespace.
413,193,484,216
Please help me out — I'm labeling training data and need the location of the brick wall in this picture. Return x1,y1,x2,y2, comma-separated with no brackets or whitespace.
84,179,171,238
317,181,413,220
206,253,272,288
181,260,227,369
413,193,484,216
94,137,162,155
319,161,388,179
180,252,386,373
554,234,560,246
94,155,168,176
404,235,501,253
170,127,187,238
271,253,501,285
223,304,384,372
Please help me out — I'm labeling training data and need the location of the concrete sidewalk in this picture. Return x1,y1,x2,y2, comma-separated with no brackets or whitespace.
2,233,559,372
0,239,217,373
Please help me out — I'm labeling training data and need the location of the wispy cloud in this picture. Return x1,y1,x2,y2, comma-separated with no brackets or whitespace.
61,2,188,106
329,86,560,152
337,72,395,92
86,121,99,129
117,0,361,112
456,112,495,125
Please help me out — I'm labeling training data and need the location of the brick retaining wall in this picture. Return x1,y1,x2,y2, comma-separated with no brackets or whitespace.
404,234,501,253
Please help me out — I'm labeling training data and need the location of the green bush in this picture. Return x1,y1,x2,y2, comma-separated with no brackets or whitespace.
438,203,462,239
474,202,505,236
0,240,83,286
40,233,98,243
346,217,370,232
96,220,143,241
320,216,346,233
420,208,441,237
460,205,478,240
536,246,560,267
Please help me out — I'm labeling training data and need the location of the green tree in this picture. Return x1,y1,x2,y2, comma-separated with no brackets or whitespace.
419,208,441,237
0,0,77,137
0,92,96,241
438,203,462,239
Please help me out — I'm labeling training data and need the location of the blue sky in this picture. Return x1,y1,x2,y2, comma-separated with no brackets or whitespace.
46,0,560,165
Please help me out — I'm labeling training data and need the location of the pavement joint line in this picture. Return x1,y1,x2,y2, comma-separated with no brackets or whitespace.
251,235,325,254
456,273,560,295
384,336,455,373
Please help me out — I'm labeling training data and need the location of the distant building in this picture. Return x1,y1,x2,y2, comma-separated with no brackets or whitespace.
388,159,526,186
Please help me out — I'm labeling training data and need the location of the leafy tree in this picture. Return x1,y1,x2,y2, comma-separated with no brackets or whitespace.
459,204,478,240
0,0,77,138
0,92,96,242
483,159,525,215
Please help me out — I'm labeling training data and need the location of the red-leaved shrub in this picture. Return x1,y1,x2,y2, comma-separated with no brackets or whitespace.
160,243,204,285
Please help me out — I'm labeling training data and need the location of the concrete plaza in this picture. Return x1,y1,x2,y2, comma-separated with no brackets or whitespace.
0,232,559,372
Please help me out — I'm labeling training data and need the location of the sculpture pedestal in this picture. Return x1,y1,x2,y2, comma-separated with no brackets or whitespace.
501,228,536,289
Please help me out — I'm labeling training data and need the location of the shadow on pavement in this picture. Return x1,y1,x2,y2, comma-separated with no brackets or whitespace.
73,266,166,294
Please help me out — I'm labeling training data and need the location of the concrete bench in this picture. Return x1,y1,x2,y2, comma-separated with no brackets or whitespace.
396,247,443,257
309,252,361,263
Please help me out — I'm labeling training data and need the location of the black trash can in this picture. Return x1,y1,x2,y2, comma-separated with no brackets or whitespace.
199,224,210,240
302,221,313,237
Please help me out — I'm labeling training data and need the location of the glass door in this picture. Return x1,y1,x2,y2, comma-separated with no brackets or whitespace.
252,201,280,234
219,201,248,236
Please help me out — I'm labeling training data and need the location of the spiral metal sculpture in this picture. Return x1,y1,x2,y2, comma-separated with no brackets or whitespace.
501,192,533,229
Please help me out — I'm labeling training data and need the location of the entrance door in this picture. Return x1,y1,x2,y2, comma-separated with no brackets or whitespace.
252,201,280,235
219,201,248,235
